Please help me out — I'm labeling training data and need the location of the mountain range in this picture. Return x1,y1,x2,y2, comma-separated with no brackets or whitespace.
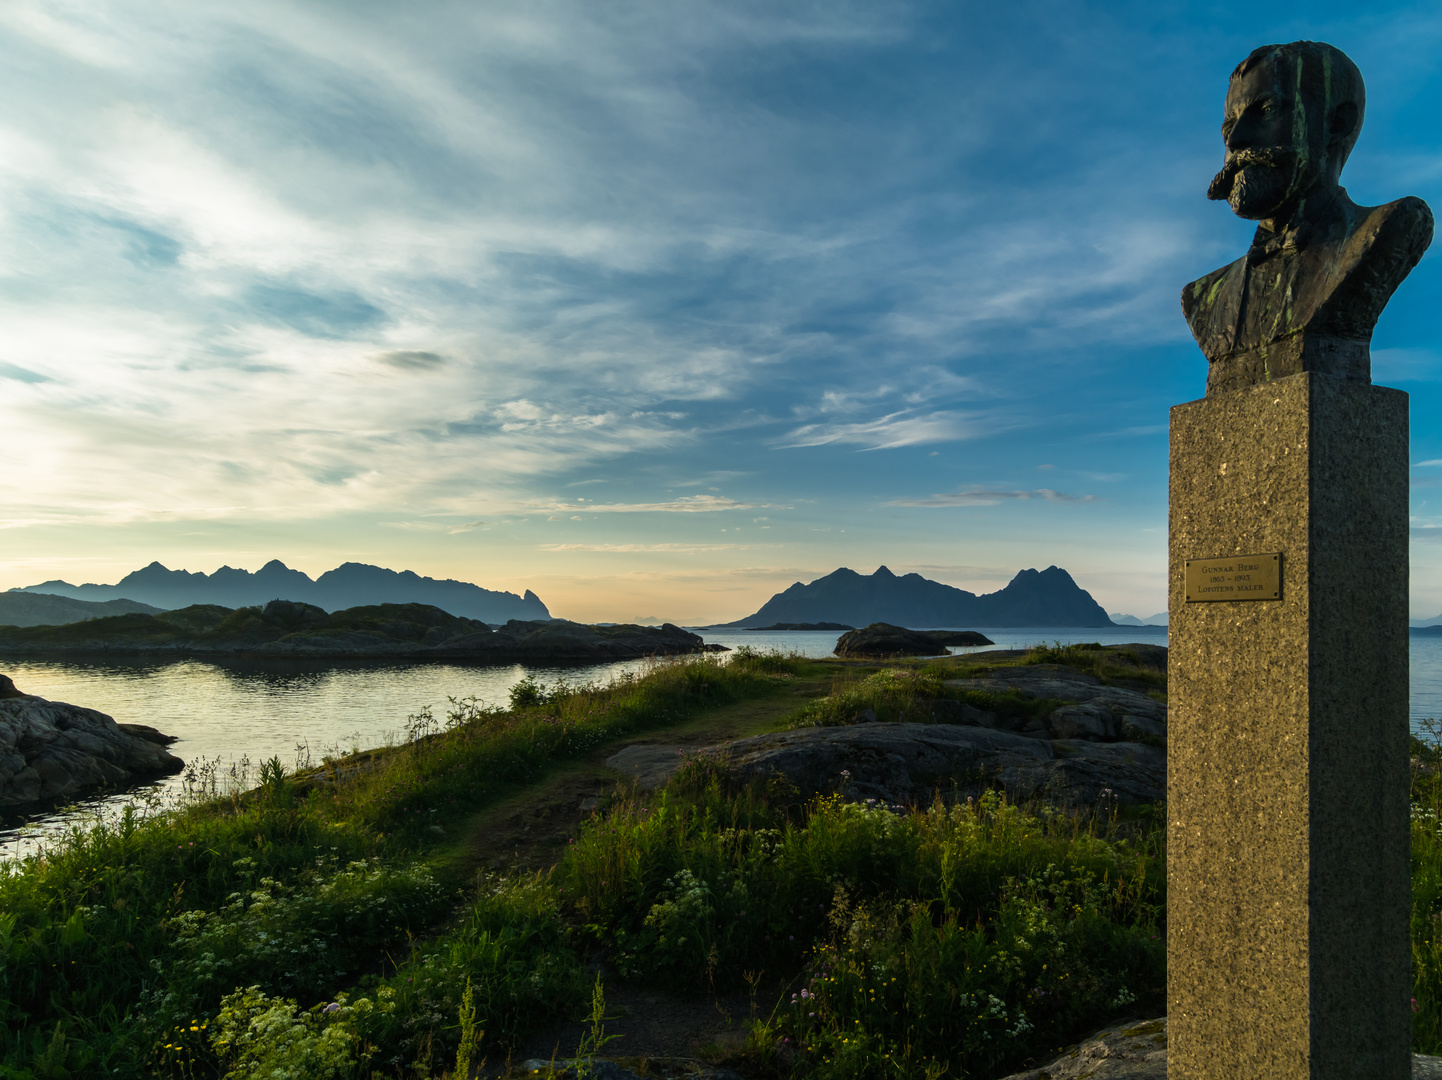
1109,612,1168,626
11,560,551,624
717,565,1113,628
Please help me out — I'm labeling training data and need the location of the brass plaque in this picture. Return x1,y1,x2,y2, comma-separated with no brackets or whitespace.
1184,552,1281,602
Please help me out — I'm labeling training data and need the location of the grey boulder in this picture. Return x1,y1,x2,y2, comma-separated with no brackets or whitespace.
0,678,183,810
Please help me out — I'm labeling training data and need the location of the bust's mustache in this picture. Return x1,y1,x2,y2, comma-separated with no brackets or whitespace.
1207,146,1298,201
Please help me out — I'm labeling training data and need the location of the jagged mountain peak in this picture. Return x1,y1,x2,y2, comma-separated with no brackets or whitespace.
721,563,1111,628
16,560,551,623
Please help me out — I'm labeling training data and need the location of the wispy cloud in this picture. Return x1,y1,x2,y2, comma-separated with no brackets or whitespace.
382,519,485,534
885,488,1098,508
781,410,996,450
539,542,767,553
531,495,787,514
375,350,446,371
0,362,53,384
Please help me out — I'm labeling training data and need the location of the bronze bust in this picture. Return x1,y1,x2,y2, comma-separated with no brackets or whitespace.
1183,41,1433,394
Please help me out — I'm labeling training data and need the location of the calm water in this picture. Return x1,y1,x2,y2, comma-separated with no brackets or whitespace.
4,623,1440,858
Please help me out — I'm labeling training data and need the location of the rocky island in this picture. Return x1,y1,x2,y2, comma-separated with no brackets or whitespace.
833,622,995,657
0,599,723,663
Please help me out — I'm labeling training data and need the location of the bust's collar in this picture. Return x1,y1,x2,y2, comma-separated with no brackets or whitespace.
1247,186,1349,265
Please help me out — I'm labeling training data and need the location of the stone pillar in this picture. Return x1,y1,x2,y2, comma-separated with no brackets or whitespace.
1167,371,1410,1080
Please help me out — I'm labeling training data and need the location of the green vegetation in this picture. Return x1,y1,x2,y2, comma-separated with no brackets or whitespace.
0,653,800,1078
562,778,1163,1078
1411,719,1442,1054
1020,642,1168,692
8,645,1442,1077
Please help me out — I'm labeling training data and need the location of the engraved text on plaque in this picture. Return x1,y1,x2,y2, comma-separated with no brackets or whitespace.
1183,552,1281,602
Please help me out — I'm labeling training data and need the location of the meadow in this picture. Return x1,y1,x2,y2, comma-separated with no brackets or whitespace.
0,645,1436,1079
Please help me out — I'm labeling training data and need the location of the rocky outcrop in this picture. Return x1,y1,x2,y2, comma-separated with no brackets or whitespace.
834,623,993,658
0,677,184,811
608,723,1164,807
951,660,1167,743
0,602,724,663
993,1017,1442,1080
606,647,1169,807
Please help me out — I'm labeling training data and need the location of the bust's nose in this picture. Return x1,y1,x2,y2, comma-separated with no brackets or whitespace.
1225,115,1257,152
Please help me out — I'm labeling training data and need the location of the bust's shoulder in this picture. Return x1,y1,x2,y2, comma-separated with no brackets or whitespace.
1181,258,1243,324
1347,196,1434,257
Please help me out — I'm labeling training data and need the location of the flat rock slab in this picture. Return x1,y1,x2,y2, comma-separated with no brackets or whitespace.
605,743,694,790
606,723,1166,806
993,1017,1442,1080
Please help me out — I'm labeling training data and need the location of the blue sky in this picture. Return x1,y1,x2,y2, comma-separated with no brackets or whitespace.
1,0,1438,623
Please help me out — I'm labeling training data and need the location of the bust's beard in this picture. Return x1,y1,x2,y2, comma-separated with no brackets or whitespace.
1208,147,1304,220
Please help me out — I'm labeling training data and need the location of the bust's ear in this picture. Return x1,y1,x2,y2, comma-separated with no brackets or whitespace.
1329,100,1359,144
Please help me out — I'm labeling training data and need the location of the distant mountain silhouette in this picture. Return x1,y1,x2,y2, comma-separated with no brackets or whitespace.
0,592,164,628
718,565,1113,628
13,560,551,624
1109,612,1169,627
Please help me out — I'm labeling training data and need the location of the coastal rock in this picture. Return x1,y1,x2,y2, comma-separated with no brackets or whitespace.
117,722,180,746
608,723,1165,807
947,662,1167,742
834,623,992,658
992,1017,1442,1080
994,1018,1168,1080
0,677,184,810
607,647,1169,806
1047,702,1116,740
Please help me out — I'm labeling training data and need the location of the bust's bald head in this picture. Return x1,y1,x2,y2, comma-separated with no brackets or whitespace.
1209,41,1365,222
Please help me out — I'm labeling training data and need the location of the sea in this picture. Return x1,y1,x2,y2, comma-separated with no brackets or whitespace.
4,623,1440,859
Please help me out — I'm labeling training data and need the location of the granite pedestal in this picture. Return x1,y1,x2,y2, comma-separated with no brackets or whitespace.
1168,371,1410,1080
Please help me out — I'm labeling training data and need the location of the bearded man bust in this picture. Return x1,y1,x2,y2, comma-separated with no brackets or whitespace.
1183,41,1433,395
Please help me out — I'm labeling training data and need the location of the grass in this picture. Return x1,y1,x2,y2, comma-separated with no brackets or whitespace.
0,651,809,1078
560,775,1164,1079
1411,719,1442,1054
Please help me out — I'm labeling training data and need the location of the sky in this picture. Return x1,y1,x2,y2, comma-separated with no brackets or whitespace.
1,0,1439,625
